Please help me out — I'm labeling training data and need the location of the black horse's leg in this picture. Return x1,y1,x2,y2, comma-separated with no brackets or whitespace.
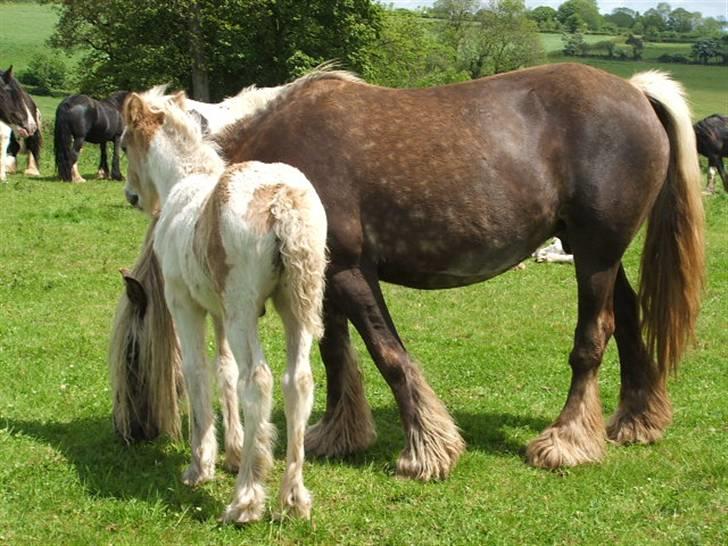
98,141,109,179
111,136,123,180
24,132,41,176
70,136,86,183
606,265,672,443
317,263,464,480
715,156,728,193
305,293,376,457
527,251,619,468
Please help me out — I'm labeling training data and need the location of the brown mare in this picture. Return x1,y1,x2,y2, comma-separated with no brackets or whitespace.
115,63,704,481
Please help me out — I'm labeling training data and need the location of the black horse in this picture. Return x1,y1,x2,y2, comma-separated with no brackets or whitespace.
694,113,728,193
54,91,129,182
0,66,42,177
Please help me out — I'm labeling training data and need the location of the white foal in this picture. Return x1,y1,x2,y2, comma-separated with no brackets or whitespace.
122,89,327,524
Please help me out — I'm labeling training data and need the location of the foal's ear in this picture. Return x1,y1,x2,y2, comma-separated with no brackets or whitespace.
172,91,186,108
2,66,12,82
121,268,148,318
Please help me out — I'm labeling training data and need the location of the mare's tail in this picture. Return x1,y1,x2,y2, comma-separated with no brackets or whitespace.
270,184,328,339
630,71,705,378
54,102,74,181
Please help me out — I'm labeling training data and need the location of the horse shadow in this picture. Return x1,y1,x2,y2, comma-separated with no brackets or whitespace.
2,415,219,519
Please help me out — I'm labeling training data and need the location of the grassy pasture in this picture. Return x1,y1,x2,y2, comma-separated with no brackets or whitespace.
1,4,728,545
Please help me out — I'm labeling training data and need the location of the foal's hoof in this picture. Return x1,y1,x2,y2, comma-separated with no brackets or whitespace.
182,463,214,486
278,485,312,520
526,425,605,469
221,485,267,525
24,168,40,177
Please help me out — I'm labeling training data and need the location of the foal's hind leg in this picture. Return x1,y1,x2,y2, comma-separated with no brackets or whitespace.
212,315,244,472
324,264,464,480
527,257,619,468
274,293,315,519
305,295,376,458
223,310,275,524
607,265,672,444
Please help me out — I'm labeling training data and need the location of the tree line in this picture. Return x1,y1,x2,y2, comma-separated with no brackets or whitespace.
20,0,727,98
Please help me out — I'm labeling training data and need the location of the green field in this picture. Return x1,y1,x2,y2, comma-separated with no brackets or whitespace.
2,3,728,545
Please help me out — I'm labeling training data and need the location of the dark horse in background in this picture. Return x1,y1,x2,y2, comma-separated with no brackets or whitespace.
54,91,128,182
694,113,728,193
116,63,704,481
0,66,42,181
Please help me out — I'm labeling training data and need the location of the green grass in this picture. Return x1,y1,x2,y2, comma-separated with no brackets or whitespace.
1,4,728,544
1,175,727,545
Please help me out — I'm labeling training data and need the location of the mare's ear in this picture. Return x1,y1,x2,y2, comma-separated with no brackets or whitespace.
2,66,12,83
121,268,148,318
172,91,187,108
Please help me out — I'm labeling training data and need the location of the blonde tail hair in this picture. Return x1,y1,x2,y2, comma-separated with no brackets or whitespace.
630,71,705,376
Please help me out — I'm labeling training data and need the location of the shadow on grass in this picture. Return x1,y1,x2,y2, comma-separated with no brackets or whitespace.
2,415,219,518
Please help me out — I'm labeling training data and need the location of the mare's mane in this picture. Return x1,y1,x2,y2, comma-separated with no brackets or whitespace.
214,66,362,149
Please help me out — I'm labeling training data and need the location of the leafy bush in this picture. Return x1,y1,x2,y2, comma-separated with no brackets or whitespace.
657,53,691,63
18,53,66,94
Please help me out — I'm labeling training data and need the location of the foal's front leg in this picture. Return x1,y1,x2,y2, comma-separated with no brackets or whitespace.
166,284,217,485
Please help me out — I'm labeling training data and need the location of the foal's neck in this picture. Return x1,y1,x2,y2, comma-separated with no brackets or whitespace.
153,136,225,205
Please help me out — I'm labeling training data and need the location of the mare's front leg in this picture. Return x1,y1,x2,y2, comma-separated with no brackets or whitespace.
222,310,275,524
24,132,41,176
111,136,123,180
165,282,217,485
212,315,243,473
305,294,376,458
526,253,619,468
274,294,315,518
327,263,465,481
97,142,109,179
0,128,8,182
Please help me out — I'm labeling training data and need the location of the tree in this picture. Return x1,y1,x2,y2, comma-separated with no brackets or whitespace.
605,7,636,30
527,6,558,30
460,0,543,79
692,37,721,64
366,8,467,87
667,7,698,33
432,0,481,45
556,0,602,31
48,0,383,99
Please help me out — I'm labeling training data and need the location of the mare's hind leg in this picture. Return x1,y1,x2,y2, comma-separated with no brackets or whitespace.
70,137,86,183
111,136,123,180
324,264,464,480
305,295,376,458
527,254,619,468
97,142,109,179
607,265,671,444
212,315,244,472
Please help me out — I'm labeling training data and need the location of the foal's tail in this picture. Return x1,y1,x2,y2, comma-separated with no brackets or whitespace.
54,102,73,181
630,71,705,377
270,185,328,339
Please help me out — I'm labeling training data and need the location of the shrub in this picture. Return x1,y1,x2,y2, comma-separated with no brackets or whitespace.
18,53,66,94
